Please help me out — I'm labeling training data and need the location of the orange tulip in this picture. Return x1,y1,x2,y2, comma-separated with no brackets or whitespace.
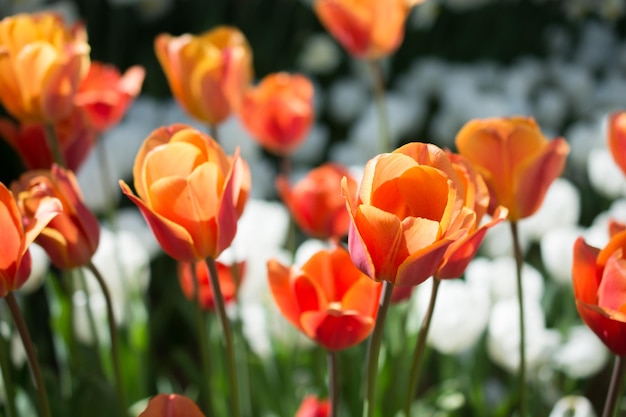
276,163,357,240
120,124,245,262
343,142,487,287
12,164,100,269
0,13,90,123
572,228,626,356
0,181,60,297
455,116,570,221
74,61,145,133
154,26,253,125
608,110,626,178
139,394,206,417
313,0,423,60
268,246,381,351
178,259,245,311
295,395,330,417
239,72,314,155
0,108,96,172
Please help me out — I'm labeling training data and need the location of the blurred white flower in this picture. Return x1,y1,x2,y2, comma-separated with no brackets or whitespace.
114,207,161,259
487,298,559,373
297,33,342,75
328,78,369,124
564,116,606,174
585,198,626,248
465,256,544,303
534,88,567,132
478,220,532,259
409,278,490,354
293,239,333,267
540,225,585,285
549,396,597,417
587,147,626,198
552,326,609,379
292,124,329,166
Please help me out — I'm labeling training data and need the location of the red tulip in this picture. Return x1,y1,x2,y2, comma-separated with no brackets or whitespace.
139,394,206,417
12,164,100,269
178,259,245,311
276,163,357,240
573,229,626,356
608,110,626,177
295,395,330,417
268,246,381,351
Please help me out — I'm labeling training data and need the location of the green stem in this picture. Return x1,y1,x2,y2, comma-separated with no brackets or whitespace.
209,123,219,143
0,325,18,417
328,349,339,417
86,261,127,417
404,277,441,416
5,293,51,417
369,60,392,154
362,281,394,417
602,355,626,417
44,124,67,167
510,221,526,417
190,262,214,415
205,257,240,417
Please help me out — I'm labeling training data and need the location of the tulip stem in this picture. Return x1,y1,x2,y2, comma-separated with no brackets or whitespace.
369,60,391,153
44,124,67,167
190,262,214,415
363,280,394,417
209,123,219,143
205,257,240,417
0,325,18,417
86,261,127,417
328,349,339,417
404,277,441,416
510,221,527,417
5,293,52,417
602,355,626,417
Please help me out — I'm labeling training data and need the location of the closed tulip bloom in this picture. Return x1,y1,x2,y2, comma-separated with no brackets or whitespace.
0,13,90,123
74,62,146,133
455,116,570,221
155,26,253,125
343,142,479,287
295,395,330,417
276,163,356,240
12,164,100,269
120,124,245,262
314,0,423,60
0,182,60,297
268,246,381,351
240,72,314,155
608,111,626,177
572,228,626,356
0,108,96,172
139,394,206,417
178,259,245,311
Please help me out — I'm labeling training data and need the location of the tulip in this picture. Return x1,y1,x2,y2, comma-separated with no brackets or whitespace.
139,394,206,417
178,259,245,311
0,181,60,297
276,163,356,240
74,62,146,133
154,26,253,125
608,110,626,178
0,108,96,172
343,142,482,287
267,246,381,351
239,72,314,155
572,229,626,356
0,13,90,123
455,116,570,221
12,164,100,269
313,0,424,60
295,395,330,417
120,124,245,262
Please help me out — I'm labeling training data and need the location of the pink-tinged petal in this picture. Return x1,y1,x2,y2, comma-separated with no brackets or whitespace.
436,206,508,279
597,251,626,314
394,233,459,287
139,393,206,417
267,259,302,329
299,310,374,351
352,205,404,282
609,219,626,238
514,137,569,219
214,153,238,257
120,180,198,262
608,111,626,177
572,237,602,305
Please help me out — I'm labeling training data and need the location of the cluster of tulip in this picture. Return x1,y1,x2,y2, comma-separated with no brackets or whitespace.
0,1,624,417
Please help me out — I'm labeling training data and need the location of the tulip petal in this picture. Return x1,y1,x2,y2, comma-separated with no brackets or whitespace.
572,237,602,305
300,310,374,351
0,185,24,274
294,274,323,313
267,259,302,329
608,111,626,177
341,276,381,316
139,393,206,417
598,251,626,316
576,300,626,356
120,181,198,261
